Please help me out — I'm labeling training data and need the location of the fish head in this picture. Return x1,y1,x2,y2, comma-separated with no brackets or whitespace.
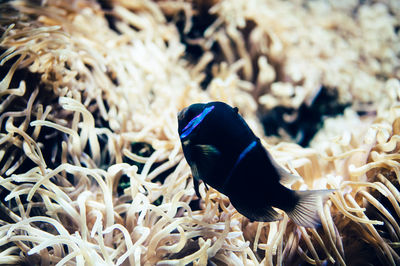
177,101,249,191
177,101,244,145
177,103,204,134
177,103,215,140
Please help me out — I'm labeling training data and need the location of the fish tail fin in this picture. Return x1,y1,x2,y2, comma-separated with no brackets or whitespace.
286,189,334,228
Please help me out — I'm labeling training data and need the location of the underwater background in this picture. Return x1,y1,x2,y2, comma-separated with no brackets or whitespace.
0,0,400,265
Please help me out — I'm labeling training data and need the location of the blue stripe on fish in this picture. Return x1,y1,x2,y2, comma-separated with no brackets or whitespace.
222,140,257,190
237,140,257,163
180,105,215,139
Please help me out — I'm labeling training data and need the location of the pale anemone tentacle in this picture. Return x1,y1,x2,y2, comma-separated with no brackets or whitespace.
0,0,399,265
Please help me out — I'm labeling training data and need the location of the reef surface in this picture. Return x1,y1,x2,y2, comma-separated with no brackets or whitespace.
0,0,400,265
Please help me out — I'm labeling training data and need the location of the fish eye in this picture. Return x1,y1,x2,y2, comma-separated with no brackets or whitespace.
178,104,205,130
178,103,214,139
183,104,205,121
185,108,197,120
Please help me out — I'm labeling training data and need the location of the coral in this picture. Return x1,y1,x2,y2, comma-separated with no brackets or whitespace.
0,0,400,265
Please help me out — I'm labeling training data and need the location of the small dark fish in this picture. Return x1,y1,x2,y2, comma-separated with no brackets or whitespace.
177,101,333,228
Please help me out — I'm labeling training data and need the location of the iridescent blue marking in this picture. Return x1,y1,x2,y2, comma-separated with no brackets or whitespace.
180,105,215,139
237,140,257,164
222,140,257,190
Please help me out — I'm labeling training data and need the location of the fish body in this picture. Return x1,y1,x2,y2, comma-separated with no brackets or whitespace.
178,101,332,227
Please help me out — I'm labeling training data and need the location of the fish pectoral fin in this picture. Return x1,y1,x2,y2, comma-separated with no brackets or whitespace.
194,144,220,159
230,197,282,222
193,144,221,171
286,189,335,228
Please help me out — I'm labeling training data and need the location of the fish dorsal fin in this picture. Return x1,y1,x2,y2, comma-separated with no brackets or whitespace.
276,167,302,186
266,151,301,186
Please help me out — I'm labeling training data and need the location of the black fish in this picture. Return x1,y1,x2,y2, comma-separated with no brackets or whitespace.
177,101,333,228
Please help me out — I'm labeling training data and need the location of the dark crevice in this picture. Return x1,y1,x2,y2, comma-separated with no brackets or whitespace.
167,3,218,90
260,86,350,147
97,0,120,34
118,142,180,197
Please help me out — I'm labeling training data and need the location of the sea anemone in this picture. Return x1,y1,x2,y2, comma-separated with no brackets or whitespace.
0,0,400,265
